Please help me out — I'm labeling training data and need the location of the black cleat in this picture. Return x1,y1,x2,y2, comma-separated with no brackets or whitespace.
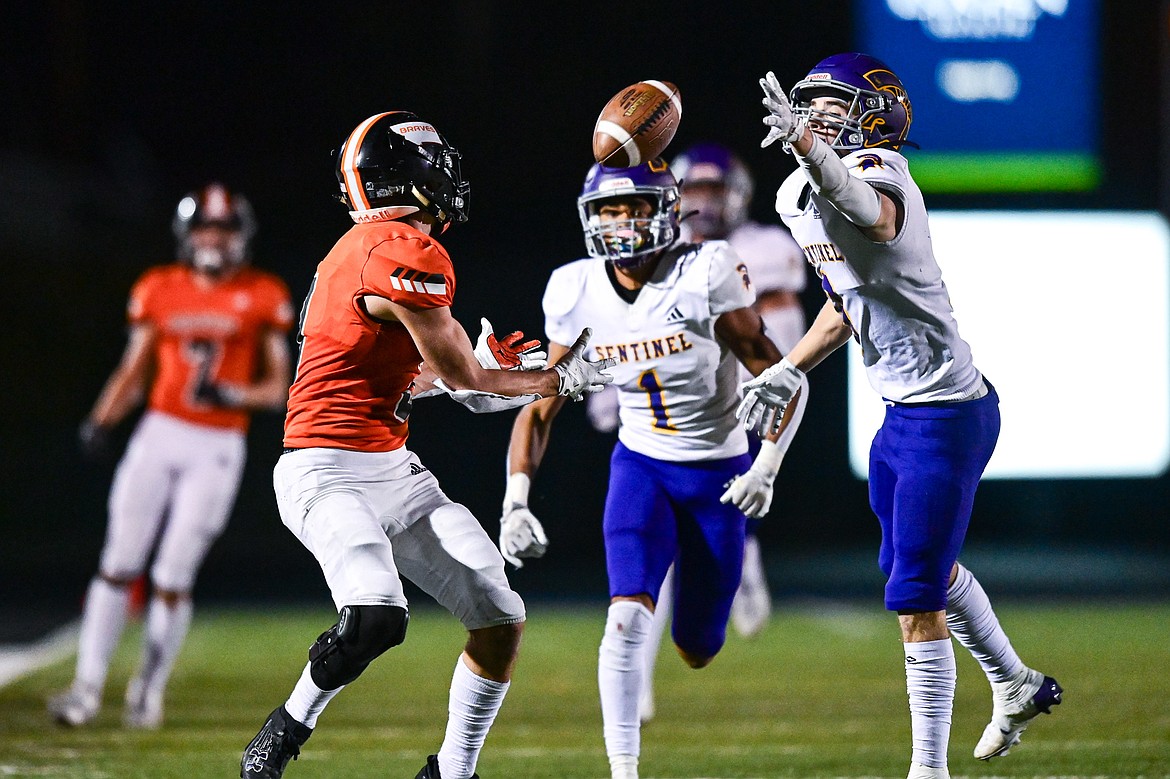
241,705,313,778
414,754,479,779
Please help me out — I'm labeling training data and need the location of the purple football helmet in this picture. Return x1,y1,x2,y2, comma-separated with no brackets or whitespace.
578,157,680,267
789,52,913,152
670,142,754,239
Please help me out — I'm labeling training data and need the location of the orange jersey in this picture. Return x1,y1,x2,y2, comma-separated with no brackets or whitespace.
130,265,294,432
283,220,456,452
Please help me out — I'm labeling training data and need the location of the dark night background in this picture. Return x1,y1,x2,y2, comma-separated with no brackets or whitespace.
2,2,1167,620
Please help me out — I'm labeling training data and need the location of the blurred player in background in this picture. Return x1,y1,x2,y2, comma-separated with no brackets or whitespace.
628,141,810,722
239,111,612,779
49,183,294,729
499,158,805,779
741,53,1062,778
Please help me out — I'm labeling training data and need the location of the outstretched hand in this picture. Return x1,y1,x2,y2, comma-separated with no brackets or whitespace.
759,71,807,149
552,328,616,401
736,358,805,437
474,317,548,371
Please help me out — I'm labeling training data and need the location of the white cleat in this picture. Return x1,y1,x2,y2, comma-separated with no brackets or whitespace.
974,669,1063,759
906,762,949,779
123,676,163,729
47,684,100,727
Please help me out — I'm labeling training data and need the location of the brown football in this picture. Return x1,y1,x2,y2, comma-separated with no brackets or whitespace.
592,80,682,168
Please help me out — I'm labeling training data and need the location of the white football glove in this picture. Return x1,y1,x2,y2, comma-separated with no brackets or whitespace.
736,358,805,438
553,328,616,401
474,317,548,371
499,505,549,568
759,71,807,149
720,439,784,519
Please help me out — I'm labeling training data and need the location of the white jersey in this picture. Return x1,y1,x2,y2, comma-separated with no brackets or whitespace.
774,147,982,403
543,242,754,461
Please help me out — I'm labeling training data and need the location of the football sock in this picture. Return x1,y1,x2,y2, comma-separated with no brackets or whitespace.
640,567,673,717
599,600,653,766
74,577,131,692
608,754,639,779
134,596,193,696
904,638,955,770
437,654,510,779
285,662,341,728
946,563,1025,684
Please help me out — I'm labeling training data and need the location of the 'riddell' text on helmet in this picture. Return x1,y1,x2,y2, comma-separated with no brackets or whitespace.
578,158,680,268
334,111,470,230
790,52,913,152
172,183,256,275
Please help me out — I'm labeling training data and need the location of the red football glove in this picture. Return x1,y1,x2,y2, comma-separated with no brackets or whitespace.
474,317,548,371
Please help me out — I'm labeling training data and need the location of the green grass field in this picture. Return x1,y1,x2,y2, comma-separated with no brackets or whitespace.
1,601,1167,778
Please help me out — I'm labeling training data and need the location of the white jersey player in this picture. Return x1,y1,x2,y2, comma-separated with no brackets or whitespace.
739,53,1063,779
498,157,805,779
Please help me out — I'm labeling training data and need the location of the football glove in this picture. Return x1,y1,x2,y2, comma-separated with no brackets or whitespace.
474,317,548,371
499,505,548,568
78,420,113,462
553,328,616,401
720,439,784,519
736,358,805,438
194,379,241,407
759,71,807,149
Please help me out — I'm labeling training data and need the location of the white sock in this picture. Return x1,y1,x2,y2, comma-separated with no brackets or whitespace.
904,638,955,770
599,601,652,769
946,563,1025,684
284,662,341,728
608,753,639,779
641,567,673,714
437,654,510,779
134,596,193,696
74,578,131,692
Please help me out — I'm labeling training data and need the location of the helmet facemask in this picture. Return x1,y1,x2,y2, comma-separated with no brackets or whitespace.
173,184,256,276
578,159,680,269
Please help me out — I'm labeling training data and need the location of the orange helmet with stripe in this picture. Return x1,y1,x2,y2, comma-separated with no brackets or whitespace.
334,111,470,229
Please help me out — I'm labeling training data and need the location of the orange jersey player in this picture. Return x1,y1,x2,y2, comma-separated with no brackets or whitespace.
240,111,613,779
282,218,456,452
50,184,293,732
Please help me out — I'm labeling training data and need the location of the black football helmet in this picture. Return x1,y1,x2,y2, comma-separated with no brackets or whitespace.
334,111,470,229
172,183,256,274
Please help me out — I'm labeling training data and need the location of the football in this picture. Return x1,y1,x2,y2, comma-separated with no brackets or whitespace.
592,80,682,168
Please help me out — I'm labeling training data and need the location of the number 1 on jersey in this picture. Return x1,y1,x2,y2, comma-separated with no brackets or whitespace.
638,369,677,432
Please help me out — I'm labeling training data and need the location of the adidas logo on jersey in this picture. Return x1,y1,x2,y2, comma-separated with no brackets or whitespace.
389,268,447,295
665,305,685,323
409,463,429,475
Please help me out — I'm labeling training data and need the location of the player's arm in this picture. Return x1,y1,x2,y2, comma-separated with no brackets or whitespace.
362,294,611,402
759,71,901,242
497,340,573,567
227,329,292,411
736,298,852,438
79,323,157,458
715,307,805,517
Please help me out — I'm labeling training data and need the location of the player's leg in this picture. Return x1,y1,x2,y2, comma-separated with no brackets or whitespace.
597,444,678,779
878,397,1000,779
947,561,1063,760
242,449,410,779
638,563,674,723
668,452,749,668
49,417,172,726
390,450,526,779
128,425,245,728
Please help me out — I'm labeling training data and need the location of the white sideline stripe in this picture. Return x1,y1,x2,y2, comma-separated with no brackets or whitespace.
0,620,79,688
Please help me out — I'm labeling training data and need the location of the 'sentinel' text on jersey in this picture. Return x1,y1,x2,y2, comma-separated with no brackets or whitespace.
593,332,695,364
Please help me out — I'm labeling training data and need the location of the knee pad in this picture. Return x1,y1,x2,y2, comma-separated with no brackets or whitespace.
308,604,408,690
